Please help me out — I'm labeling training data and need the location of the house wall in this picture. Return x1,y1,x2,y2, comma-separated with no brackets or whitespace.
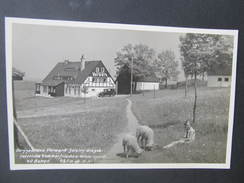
116,71,131,94
55,83,65,96
39,85,49,96
136,82,159,91
64,76,115,98
84,76,115,87
64,84,85,97
207,75,231,87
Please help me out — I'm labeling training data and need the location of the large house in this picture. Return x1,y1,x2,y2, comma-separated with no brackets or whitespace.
35,58,115,97
207,64,232,87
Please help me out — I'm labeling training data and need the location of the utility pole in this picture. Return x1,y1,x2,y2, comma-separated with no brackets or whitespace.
130,56,133,96
153,85,155,98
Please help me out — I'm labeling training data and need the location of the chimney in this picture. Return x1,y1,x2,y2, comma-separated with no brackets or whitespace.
80,54,85,70
64,59,69,64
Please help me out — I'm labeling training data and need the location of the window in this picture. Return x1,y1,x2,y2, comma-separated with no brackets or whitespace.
36,84,40,91
101,67,105,72
225,78,229,82
96,67,99,73
64,67,75,71
78,86,80,95
35,84,40,94
218,77,222,81
43,86,47,93
92,89,95,91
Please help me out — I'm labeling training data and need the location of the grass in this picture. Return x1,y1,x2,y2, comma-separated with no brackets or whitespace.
14,81,232,164
128,87,230,163
14,81,128,163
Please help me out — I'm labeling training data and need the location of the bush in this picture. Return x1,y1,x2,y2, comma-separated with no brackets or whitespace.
177,79,207,88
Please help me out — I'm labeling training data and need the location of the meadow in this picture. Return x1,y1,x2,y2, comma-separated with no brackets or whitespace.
14,81,128,163
128,87,230,163
13,80,232,164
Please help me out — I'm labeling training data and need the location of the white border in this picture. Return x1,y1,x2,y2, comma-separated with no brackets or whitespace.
5,17,239,170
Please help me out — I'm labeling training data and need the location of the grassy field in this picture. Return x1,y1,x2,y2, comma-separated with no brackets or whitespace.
14,81,231,164
14,81,128,163
127,87,230,163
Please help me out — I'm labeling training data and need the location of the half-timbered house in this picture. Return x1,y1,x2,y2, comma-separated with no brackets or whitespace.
35,58,115,97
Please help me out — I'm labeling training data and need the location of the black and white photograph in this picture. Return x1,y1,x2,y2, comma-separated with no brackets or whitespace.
5,17,238,169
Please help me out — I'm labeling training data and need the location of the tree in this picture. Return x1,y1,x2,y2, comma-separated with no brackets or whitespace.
179,33,233,123
115,44,156,92
154,50,179,88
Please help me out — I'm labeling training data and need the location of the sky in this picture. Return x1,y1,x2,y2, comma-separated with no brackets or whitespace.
12,23,185,82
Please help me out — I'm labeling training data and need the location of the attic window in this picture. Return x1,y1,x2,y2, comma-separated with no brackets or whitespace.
101,67,105,72
64,67,75,71
96,67,99,73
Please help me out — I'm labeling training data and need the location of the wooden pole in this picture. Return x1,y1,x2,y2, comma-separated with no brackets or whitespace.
142,83,144,96
193,70,197,123
84,85,86,104
153,85,155,98
130,56,133,96
185,74,188,97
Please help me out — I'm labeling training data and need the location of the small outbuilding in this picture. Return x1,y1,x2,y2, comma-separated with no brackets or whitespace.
12,67,25,80
116,65,159,94
207,64,232,87
136,76,159,91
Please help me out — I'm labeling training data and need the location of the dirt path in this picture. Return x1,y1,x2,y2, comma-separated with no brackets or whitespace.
102,98,140,162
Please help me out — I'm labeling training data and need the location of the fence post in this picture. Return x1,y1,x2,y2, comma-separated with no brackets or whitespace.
153,85,155,98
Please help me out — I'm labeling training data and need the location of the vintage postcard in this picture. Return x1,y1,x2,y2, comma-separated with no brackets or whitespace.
5,17,238,170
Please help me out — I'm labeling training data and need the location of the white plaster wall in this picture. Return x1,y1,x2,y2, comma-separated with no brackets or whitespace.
136,82,159,90
207,76,231,87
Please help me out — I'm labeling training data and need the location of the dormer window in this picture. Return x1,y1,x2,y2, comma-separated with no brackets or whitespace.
64,67,75,71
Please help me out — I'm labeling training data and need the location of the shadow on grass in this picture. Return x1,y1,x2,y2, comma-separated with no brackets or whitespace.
116,153,141,158
149,120,181,129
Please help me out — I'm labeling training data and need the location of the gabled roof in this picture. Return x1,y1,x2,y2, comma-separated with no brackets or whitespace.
12,67,25,77
42,61,80,84
137,74,159,83
41,80,64,86
42,60,103,85
76,61,101,83
208,64,232,76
